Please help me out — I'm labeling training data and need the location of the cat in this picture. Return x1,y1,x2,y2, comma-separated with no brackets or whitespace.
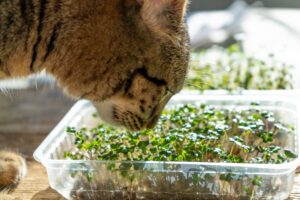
0,0,190,198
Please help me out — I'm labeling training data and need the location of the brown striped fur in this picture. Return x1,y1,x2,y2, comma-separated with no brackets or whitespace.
0,0,190,194
0,151,26,196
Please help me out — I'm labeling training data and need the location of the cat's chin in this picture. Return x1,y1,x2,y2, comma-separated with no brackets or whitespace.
94,101,146,131
93,95,148,131
93,101,122,127
93,88,174,131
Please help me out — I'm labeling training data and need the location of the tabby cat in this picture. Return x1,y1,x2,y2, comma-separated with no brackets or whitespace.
0,0,190,198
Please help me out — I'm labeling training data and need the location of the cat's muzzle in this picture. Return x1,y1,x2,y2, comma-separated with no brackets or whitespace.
94,90,174,131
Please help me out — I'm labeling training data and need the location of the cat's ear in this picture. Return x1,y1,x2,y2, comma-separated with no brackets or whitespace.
138,0,188,39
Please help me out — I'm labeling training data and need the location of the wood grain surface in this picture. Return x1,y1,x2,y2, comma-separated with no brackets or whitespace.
11,158,66,200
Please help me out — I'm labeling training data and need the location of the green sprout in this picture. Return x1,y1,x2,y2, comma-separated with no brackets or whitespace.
185,44,294,91
65,103,296,164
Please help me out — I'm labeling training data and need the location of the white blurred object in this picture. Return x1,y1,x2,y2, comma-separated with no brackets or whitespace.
0,71,55,89
188,0,248,48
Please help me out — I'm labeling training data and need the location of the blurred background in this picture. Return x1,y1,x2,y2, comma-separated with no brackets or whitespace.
189,0,300,11
0,0,300,156
188,0,300,50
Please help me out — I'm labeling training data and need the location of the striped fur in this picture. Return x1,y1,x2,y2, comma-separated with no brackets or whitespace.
0,0,190,194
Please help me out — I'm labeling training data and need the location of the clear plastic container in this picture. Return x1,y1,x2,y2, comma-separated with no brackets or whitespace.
34,94,300,200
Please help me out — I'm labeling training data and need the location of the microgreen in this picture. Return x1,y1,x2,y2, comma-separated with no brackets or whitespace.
186,44,294,91
65,103,296,164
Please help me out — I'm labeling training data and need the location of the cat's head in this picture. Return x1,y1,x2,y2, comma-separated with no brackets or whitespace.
54,0,189,130
95,0,190,130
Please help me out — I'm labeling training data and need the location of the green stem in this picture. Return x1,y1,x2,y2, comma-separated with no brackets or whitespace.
250,186,256,200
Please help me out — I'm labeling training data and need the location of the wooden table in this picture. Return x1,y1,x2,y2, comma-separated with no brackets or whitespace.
11,158,65,200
